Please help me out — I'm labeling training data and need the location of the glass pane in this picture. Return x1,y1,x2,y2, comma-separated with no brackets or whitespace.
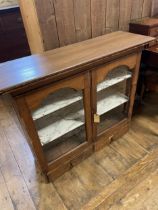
32,88,86,162
97,66,132,135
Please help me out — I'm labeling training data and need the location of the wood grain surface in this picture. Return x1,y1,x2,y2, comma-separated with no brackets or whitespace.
18,0,155,52
0,92,158,210
0,31,155,94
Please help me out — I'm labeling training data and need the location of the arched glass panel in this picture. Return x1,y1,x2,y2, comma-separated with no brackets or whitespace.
96,66,132,135
31,88,86,162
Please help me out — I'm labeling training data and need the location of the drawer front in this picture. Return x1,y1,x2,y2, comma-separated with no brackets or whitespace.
149,26,158,37
94,119,129,151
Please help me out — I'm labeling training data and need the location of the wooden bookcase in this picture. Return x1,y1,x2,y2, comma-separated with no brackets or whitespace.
0,32,155,181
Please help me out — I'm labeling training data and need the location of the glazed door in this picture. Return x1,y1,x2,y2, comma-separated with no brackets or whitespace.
18,73,92,169
92,54,138,139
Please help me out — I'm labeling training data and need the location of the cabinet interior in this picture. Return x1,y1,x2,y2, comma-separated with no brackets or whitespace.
31,67,132,162
96,67,131,135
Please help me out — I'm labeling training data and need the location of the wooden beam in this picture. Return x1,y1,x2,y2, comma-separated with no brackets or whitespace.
19,0,44,54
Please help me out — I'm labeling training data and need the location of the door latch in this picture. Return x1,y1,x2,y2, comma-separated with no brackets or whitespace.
94,114,100,123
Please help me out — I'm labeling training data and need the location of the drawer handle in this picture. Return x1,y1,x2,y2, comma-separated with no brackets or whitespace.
94,114,100,123
109,135,114,143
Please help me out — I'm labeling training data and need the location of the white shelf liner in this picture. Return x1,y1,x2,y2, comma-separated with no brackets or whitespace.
32,89,82,120
97,68,131,92
36,101,84,145
32,68,131,121
97,89,128,115
34,68,130,145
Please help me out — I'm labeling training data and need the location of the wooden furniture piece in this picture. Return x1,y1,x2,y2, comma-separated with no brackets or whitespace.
129,17,158,38
142,44,158,92
0,6,30,62
18,0,153,54
0,31,155,181
129,17,158,95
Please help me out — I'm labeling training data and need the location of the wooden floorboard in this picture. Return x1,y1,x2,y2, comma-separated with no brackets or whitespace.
0,170,15,210
0,93,158,209
0,98,67,210
82,147,158,210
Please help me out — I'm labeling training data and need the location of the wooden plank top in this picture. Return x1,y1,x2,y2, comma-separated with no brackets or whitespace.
0,31,155,94
130,17,158,27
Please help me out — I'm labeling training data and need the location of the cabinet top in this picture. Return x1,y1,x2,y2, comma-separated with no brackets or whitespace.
130,17,158,27
0,31,155,95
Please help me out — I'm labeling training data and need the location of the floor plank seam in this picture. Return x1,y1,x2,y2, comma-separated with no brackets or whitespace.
0,107,38,210
123,135,150,153
0,168,15,210
93,157,116,180
96,155,158,210
81,146,158,209
109,144,138,166
3,128,38,210
51,182,69,210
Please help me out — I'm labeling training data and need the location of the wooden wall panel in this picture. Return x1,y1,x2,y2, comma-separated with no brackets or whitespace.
106,0,120,33
119,0,132,31
142,0,152,17
151,0,158,16
131,0,144,20
74,0,91,42
91,0,106,37
19,0,155,53
35,0,59,50
53,0,76,47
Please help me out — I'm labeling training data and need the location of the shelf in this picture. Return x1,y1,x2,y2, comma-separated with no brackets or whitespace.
97,89,128,116
32,68,131,121
35,101,85,145
97,68,131,92
43,126,85,162
97,106,127,134
32,89,82,120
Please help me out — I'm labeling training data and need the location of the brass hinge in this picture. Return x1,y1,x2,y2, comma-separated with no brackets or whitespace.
94,114,100,123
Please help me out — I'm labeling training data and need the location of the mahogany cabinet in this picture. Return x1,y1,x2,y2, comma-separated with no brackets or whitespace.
0,31,155,181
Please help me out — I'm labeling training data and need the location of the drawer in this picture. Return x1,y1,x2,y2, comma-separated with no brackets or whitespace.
94,119,129,151
149,26,158,37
